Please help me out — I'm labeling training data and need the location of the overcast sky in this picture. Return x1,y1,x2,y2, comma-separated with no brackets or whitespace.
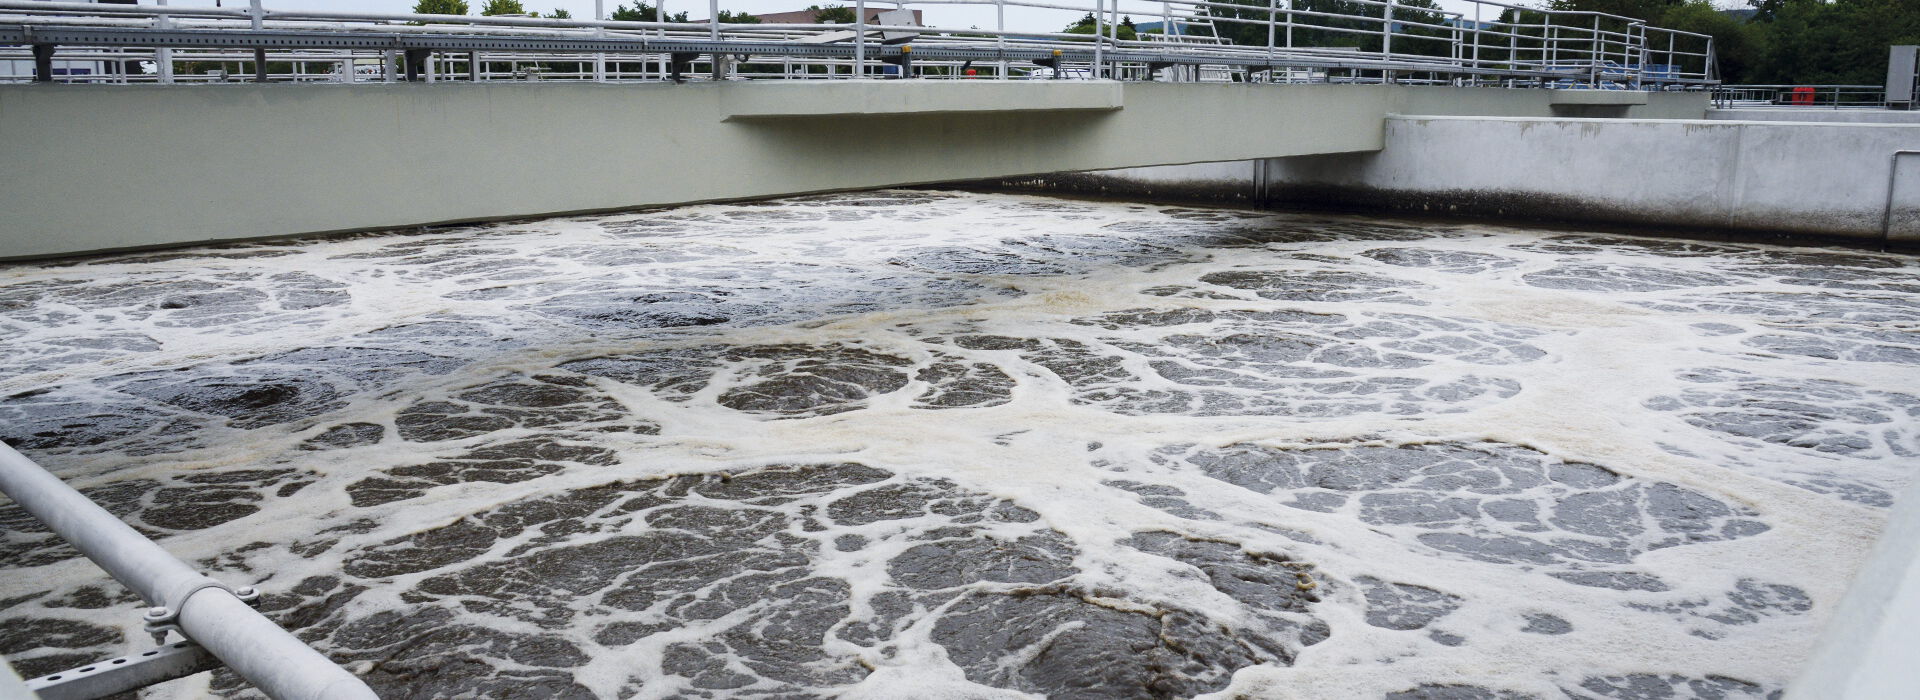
121,0,1747,36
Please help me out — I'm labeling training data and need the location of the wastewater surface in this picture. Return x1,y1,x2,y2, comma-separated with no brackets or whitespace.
1,190,1916,699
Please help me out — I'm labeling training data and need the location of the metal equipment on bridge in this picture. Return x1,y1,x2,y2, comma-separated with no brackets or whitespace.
0,0,1714,88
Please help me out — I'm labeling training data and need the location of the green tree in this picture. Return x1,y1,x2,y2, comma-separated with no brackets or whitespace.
1195,0,1447,56
547,8,572,19
1654,1,1762,82
1546,0,1683,21
1061,13,1138,41
718,10,762,23
1748,0,1920,85
611,2,688,22
412,0,469,15
480,0,526,15
808,4,857,24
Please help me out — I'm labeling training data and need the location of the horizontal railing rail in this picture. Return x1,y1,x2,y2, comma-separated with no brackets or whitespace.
0,0,1713,87
0,441,377,700
1712,84,1887,109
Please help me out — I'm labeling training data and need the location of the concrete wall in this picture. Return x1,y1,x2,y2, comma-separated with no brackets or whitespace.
1256,116,1920,244
1786,478,1920,698
1024,114,1916,244
1708,108,1920,124
0,82,1704,260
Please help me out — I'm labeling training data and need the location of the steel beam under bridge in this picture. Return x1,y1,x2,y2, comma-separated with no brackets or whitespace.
0,81,1707,260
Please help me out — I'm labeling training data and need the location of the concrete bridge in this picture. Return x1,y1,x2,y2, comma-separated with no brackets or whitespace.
0,81,1704,260
0,0,1728,260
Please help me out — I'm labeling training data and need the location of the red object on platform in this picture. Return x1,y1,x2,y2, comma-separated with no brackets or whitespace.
1790,86,1816,105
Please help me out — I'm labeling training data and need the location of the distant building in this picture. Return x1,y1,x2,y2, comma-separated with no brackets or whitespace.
1134,20,1211,36
750,8,924,24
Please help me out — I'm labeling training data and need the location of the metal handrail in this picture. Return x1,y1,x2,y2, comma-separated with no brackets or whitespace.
0,441,377,700
1712,84,1888,109
0,0,1713,86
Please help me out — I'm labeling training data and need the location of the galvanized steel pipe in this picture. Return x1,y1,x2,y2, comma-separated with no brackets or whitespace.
0,441,377,700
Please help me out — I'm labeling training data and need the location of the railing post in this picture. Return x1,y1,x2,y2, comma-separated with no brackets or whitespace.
249,0,266,83
1093,0,1104,79
593,0,606,82
1546,22,1557,82
1383,0,1394,57
1634,25,1647,88
1667,30,1674,83
1266,0,1275,59
1383,0,1396,84
995,0,1006,79
855,0,867,78
1587,15,1596,87
1470,1,1482,83
155,0,174,84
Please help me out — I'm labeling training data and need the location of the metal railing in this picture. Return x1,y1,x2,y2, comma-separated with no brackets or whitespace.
1712,84,1889,109
0,441,377,700
0,0,1714,88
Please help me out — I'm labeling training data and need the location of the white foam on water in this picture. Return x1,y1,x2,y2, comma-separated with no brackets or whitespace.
0,191,1915,699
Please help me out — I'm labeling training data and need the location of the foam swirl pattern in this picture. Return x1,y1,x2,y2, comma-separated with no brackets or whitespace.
1,191,1915,699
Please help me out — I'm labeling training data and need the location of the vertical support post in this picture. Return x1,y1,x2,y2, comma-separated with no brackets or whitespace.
1382,0,1395,84
468,50,479,80
657,0,667,81
1266,0,1275,58
1382,0,1394,57
404,49,429,82
383,50,396,82
1635,28,1647,89
1543,22,1555,84
1666,31,1674,82
855,0,867,78
1098,0,1113,79
893,45,911,78
31,43,53,83
995,0,1006,79
1508,10,1518,76
1589,15,1599,87
249,0,267,83
593,0,606,82
1283,0,1293,49
155,0,174,84
1469,2,1480,81
709,0,719,40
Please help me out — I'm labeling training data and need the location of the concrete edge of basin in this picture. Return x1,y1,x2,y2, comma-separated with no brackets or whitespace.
721,80,1126,120
1547,90,1649,106
1786,477,1920,698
